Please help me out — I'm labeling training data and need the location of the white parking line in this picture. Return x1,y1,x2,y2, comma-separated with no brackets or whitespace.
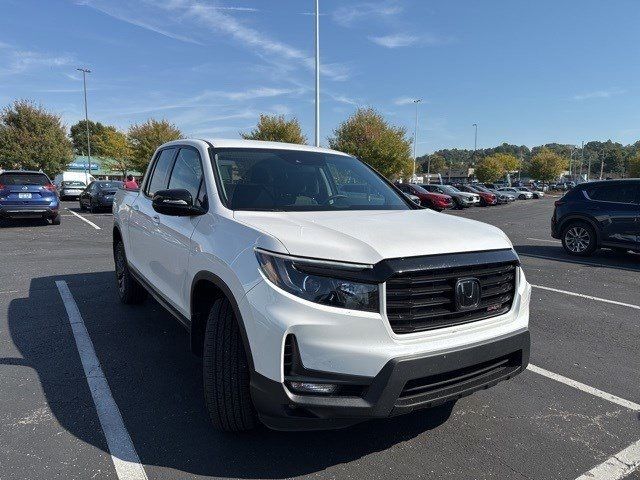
66,208,101,230
576,439,640,480
531,284,640,311
528,364,640,411
525,237,560,243
56,281,147,480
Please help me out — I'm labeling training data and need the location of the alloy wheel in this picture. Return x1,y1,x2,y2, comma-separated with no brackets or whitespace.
564,226,590,253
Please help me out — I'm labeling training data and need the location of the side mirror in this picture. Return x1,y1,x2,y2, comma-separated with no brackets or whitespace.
152,189,205,217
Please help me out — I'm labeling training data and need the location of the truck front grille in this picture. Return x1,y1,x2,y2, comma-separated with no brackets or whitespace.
385,260,517,334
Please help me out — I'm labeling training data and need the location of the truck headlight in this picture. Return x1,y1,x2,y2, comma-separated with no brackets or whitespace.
255,249,379,312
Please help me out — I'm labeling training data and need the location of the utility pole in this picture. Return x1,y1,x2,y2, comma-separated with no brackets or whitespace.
77,68,92,180
472,123,478,164
599,149,605,180
412,99,422,180
518,153,523,181
314,0,320,147
580,141,585,180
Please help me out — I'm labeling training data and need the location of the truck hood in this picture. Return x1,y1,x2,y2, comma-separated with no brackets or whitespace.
234,209,513,264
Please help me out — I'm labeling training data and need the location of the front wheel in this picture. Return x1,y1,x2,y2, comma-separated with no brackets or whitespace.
203,297,257,432
562,222,597,256
114,241,147,304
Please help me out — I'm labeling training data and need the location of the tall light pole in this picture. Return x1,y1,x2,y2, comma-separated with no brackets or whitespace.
314,0,320,147
412,99,422,180
77,67,92,179
472,123,478,164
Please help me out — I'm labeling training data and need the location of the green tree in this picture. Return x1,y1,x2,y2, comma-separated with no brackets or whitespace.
94,128,133,178
0,100,73,177
628,152,640,178
475,156,506,182
241,114,307,144
528,148,567,183
329,108,412,179
127,119,182,173
489,153,520,172
70,120,111,156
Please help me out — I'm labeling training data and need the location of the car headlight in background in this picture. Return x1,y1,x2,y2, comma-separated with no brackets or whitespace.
255,249,379,312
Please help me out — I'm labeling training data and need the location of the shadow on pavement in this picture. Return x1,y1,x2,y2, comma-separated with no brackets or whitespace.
516,244,640,271
8,272,454,479
0,218,50,228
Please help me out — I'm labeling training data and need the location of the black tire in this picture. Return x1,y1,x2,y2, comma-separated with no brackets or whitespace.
518,194,526,200
50,214,61,225
203,297,257,432
79,200,86,211
90,201,97,213
114,240,147,304
561,221,597,256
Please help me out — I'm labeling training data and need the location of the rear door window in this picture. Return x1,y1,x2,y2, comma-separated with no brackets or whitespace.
585,184,638,204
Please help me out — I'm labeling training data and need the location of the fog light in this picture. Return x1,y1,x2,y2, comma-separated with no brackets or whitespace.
288,381,338,395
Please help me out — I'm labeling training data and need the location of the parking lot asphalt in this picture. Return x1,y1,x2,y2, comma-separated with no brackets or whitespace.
1,198,638,480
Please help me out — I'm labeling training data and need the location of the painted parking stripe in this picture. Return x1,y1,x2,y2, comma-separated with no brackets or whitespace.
519,253,640,273
528,364,640,411
531,284,640,311
575,438,640,480
66,208,101,230
56,281,147,480
525,237,560,243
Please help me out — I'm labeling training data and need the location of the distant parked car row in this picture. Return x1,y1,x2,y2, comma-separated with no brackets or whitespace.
394,181,545,211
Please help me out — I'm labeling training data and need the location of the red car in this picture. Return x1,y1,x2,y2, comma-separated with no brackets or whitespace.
456,184,497,206
395,183,453,211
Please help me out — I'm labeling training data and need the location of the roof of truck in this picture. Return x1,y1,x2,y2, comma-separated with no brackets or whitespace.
196,138,352,157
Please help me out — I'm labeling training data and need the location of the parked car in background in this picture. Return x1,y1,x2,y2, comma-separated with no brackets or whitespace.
420,183,480,209
515,186,544,199
475,185,514,204
59,180,87,199
53,171,95,190
551,179,640,256
456,184,497,206
404,193,422,206
395,183,453,211
0,170,61,225
483,182,507,190
79,180,123,212
499,187,533,200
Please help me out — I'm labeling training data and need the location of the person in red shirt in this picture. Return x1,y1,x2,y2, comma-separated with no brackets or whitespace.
123,174,139,190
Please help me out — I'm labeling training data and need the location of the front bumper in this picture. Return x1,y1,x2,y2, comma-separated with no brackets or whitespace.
252,329,530,430
95,197,115,207
0,204,59,219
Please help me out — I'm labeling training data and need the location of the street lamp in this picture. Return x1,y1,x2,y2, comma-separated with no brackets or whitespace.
472,123,478,164
314,0,320,147
77,67,92,180
412,99,422,180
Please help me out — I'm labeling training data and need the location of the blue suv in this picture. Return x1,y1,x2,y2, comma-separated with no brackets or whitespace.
551,179,640,256
0,170,61,225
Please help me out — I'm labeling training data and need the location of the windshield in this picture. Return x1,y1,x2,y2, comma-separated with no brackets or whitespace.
439,185,460,194
211,148,410,211
62,181,86,187
473,185,491,193
0,172,49,186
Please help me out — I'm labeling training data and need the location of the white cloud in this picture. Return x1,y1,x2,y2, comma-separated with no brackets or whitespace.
200,87,300,102
369,33,418,48
394,96,419,106
332,2,402,27
573,88,625,101
0,46,76,75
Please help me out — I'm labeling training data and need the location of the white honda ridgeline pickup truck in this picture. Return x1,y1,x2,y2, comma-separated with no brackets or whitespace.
113,139,531,431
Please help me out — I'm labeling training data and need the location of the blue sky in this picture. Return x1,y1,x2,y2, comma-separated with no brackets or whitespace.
1,0,639,155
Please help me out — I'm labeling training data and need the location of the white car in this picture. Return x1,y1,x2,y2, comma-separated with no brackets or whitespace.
498,187,534,200
113,139,531,431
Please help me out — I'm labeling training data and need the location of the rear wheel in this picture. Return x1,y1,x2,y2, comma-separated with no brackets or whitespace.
114,240,147,304
90,200,97,213
562,222,597,256
79,200,86,211
50,214,61,225
203,297,257,432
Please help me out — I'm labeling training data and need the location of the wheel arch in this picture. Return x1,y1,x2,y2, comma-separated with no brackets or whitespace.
558,214,602,244
190,271,254,370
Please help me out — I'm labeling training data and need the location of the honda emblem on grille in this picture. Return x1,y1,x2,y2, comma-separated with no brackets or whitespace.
454,278,481,311
22,186,28,190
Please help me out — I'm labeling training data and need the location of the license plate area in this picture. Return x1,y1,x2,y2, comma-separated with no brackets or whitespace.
18,193,32,199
